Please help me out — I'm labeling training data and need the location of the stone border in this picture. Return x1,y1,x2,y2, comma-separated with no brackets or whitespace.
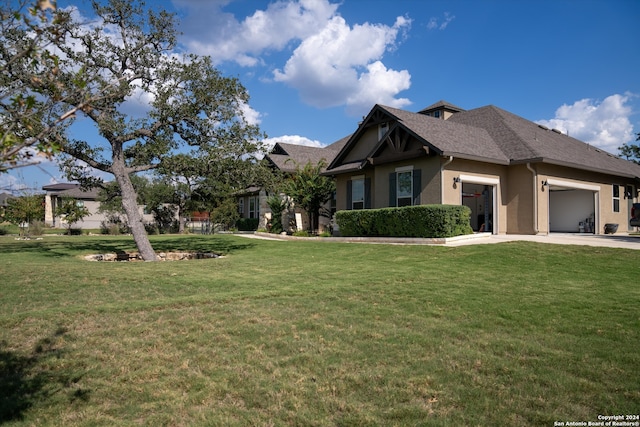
83,252,222,262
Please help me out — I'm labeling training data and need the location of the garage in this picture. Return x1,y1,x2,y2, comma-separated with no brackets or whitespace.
546,179,599,233
459,174,499,234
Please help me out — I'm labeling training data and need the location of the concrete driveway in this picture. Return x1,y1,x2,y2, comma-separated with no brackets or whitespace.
248,231,640,250
446,232,640,250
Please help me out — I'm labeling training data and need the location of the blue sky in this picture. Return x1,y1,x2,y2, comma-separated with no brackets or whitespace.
3,0,640,193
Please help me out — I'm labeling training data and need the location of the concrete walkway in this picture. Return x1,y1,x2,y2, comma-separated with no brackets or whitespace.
451,232,640,250
240,231,640,250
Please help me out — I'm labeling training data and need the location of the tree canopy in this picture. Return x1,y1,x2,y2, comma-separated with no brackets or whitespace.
2,0,266,260
619,132,640,165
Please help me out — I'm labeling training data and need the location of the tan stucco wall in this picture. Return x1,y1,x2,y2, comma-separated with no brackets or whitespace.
442,159,508,234
506,164,536,234
373,156,441,208
343,126,378,164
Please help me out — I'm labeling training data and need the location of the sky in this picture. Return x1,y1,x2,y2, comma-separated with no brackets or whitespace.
3,0,640,193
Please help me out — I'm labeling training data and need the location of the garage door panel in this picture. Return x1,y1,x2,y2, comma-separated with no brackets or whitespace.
549,189,594,232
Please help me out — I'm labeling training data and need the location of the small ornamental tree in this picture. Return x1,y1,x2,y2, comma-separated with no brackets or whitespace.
55,196,90,234
5,193,44,236
283,160,335,233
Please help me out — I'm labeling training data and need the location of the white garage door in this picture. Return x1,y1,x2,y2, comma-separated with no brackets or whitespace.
549,189,595,232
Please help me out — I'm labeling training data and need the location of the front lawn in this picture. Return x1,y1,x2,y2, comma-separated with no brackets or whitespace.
0,234,638,425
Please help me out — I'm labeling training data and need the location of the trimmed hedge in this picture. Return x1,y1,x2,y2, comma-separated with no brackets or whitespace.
335,205,473,238
236,218,259,231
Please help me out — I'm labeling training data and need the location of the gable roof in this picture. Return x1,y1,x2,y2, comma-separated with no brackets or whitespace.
266,137,350,173
418,100,466,115
326,102,640,180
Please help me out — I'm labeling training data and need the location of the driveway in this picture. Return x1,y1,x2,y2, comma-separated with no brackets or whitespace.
446,232,640,250
247,231,640,250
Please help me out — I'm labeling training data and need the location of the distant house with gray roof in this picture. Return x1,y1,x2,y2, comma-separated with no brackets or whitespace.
325,100,640,235
43,183,155,230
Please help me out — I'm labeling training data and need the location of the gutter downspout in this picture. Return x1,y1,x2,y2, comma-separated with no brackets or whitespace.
526,162,539,234
441,156,454,204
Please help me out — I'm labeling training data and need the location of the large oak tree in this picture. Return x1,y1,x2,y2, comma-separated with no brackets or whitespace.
4,0,265,260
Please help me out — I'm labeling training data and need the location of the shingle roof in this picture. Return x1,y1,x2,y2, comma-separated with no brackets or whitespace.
43,183,101,199
326,102,640,180
448,105,640,178
266,138,349,173
417,100,466,114
379,105,510,164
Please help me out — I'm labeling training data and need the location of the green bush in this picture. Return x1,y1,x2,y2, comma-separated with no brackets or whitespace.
236,218,259,231
335,205,473,238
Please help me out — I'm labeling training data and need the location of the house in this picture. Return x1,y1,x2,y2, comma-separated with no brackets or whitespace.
237,138,348,232
325,100,640,235
43,183,157,230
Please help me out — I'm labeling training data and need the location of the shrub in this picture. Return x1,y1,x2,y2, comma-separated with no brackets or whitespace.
100,215,130,235
236,218,259,231
335,205,473,238
0,227,8,235
29,220,45,236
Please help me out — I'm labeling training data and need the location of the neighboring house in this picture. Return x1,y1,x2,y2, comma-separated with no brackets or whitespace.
43,183,157,230
325,100,640,235
238,138,349,232
250,137,349,231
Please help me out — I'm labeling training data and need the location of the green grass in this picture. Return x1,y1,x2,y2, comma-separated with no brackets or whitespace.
0,234,638,426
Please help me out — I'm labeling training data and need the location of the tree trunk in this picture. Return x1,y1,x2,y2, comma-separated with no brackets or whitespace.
112,164,158,261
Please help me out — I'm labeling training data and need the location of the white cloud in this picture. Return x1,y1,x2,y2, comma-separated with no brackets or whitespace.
536,93,636,155
175,0,339,65
263,134,323,152
273,14,412,115
238,101,263,126
426,12,455,30
175,0,413,115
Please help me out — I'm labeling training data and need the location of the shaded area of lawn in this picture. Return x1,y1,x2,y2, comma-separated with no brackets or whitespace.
0,234,256,259
0,235,638,425
0,326,88,423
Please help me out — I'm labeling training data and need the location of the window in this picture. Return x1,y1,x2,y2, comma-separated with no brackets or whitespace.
433,110,441,119
397,170,413,207
613,185,620,212
249,196,259,219
238,198,245,217
352,178,365,210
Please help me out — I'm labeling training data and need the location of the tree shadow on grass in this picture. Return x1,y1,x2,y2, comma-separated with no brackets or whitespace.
0,234,256,259
0,326,89,423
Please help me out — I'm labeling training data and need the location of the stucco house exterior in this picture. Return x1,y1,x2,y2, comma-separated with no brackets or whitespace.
325,101,640,235
43,183,157,230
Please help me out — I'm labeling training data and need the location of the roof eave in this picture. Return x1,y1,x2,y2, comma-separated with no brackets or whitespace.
516,157,640,179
